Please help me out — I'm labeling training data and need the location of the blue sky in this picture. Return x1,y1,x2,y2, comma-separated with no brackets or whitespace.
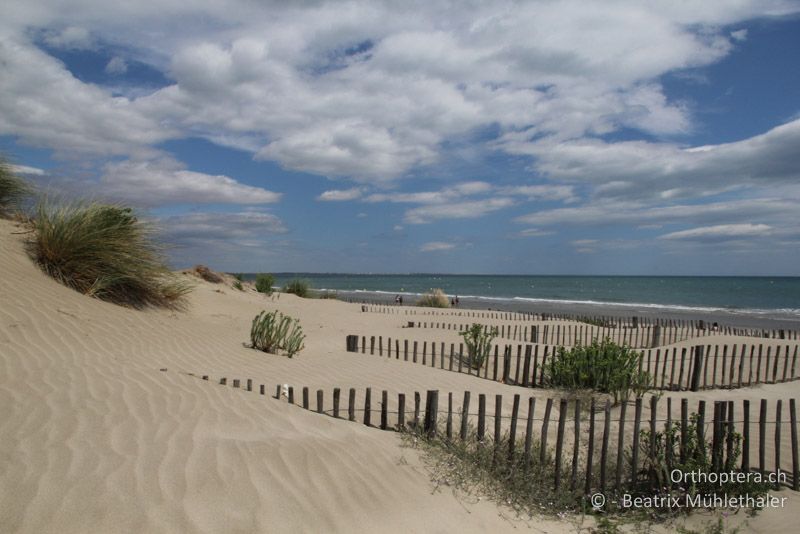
1,1,799,275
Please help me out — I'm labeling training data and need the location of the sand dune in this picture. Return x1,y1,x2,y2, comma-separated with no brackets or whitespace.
1,217,798,533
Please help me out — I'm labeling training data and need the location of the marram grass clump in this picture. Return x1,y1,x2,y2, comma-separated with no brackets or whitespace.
284,278,310,298
0,158,31,215
31,201,191,308
250,309,305,357
417,288,450,308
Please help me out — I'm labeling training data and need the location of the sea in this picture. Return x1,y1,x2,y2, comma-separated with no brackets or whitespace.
246,274,800,329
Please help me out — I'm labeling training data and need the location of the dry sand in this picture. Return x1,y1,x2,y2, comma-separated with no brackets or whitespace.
1,218,798,533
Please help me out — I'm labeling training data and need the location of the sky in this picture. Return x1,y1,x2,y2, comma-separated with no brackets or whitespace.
1,1,799,275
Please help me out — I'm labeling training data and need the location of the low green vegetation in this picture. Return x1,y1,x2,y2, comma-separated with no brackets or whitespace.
633,413,769,510
404,406,767,526
255,273,275,294
317,290,338,299
233,279,244,291
0,158,31,215
284,278,310,297
416,288,450,308
403,422,577,519
31,201,191,308
250,309,305,357
544,338,652,403
461,323,497,369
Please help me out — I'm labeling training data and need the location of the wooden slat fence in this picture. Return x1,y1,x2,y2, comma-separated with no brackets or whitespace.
196,374,800,494
346,335,800,391
354,303,799,340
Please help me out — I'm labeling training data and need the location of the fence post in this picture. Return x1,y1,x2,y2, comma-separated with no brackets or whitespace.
509,394,520,463
540,398,553,464
690,345,704,392
398,393,406,430
460,391,471,441
477,394,486,442
363,388,372,426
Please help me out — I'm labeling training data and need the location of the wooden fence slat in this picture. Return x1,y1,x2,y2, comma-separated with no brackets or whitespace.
477,393,486,442
600,400,611,491
509,394,520,462
398,393,405,430
460,391,471,441
554,399,568,490
631,397,642,486
571,399,581,490
775,399,783,488
615,401,627,489
524,397,535,469
540,398,554,465
364,388,372,426
759,399,767,474
790,398,798,491
585,398,596,494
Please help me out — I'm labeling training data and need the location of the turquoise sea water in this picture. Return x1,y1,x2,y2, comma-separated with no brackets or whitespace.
249,274,800,318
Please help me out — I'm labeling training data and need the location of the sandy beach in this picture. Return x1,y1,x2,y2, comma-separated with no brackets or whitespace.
2,218,799,533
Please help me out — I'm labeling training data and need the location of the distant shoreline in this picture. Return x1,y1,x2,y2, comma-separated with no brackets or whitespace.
330,289,800,330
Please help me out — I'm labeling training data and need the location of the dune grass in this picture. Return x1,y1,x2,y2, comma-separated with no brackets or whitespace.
0,158,31,215
30,201,191,308
284,278,310,297
417,288,450,308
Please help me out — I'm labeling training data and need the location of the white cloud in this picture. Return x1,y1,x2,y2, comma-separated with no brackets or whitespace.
100,158,281,206
420,241,456,252
516,197,799,228
659,223,773,242
405,197,514,224
731,29,748,41
3,1,796,183
517,228,553,237
159,211,287,245
499,184,576,203
504,119,800,201
105,56,127,75
316,188,363,201
42,26,93,49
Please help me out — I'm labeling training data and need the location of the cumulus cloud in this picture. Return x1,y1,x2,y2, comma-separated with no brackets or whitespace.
3,1,796,182
405,197,514,224
505,119,800,201
105,56,127,75
317,188,363,201
420,241,456,252
99,158,281,206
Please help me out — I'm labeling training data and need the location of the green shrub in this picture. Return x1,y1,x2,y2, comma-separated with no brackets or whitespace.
417,288,450,308
30,201,191,308
461,323,497,369
255,273,275,294
632,413,769,515
318,290,338,299
284,278,310,298
233,280,244,291
0,158,31,215
250,309,305,357
544,338,652,403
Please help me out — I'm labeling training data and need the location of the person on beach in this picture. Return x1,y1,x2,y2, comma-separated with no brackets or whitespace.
455,296,460,307
399,295,403,305
395,294,400,304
